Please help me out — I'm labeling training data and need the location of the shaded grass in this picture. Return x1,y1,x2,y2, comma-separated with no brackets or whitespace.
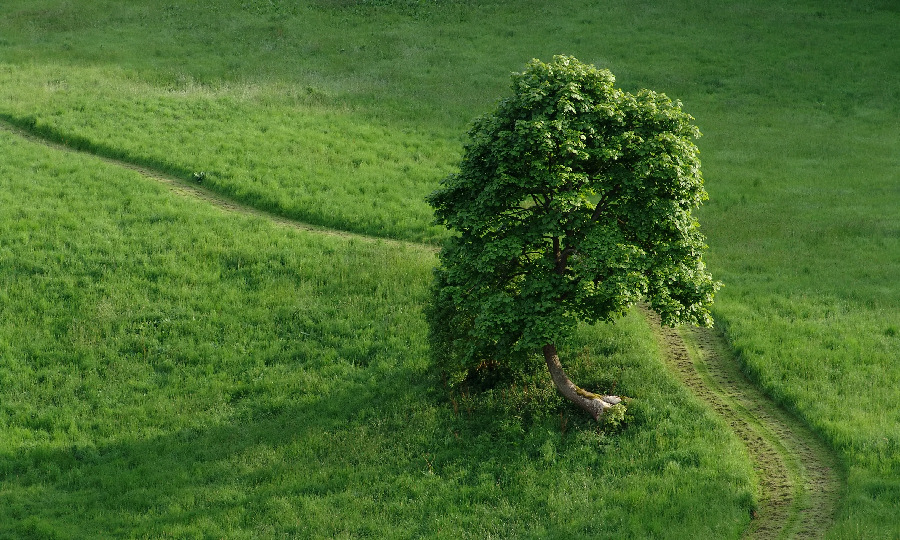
0,129,753,537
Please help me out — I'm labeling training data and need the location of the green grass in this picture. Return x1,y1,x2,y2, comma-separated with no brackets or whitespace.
0,63,458,243
1,0,899,536
700,101,900,537
0,130,752,537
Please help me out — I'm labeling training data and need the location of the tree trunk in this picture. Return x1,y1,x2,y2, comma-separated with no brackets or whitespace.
542,343,622,421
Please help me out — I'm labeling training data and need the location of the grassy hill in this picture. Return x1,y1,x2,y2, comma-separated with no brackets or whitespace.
1,0,898,537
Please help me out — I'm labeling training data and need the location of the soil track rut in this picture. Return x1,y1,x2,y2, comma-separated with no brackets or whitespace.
3,117,843,538
644,309,842,539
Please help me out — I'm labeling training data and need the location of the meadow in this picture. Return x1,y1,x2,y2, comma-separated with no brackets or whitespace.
1,0,898,537
0,131,754,537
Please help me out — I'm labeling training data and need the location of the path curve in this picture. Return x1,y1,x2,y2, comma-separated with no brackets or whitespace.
2,117,842,538
643,309,842,539
0,118,432,254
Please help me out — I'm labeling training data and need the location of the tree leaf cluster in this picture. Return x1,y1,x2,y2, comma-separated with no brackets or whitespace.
427,56,720,387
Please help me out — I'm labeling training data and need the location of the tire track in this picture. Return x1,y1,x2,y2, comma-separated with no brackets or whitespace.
643,308,842,539
3,117,843,538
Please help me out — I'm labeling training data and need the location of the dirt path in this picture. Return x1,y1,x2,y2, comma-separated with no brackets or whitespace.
0,118,433,254
644,309,842,539
3,117,843,538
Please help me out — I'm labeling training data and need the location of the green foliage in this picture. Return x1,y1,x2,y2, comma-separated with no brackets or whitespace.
599,402,627,429
428,56,719,385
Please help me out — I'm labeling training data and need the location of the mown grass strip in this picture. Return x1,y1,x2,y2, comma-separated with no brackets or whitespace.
0,64,457,245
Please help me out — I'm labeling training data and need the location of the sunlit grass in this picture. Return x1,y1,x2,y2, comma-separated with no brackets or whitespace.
0,63,457,243
698,102,900,538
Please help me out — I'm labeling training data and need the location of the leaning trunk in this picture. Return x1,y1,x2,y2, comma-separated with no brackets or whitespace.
542,343,622,421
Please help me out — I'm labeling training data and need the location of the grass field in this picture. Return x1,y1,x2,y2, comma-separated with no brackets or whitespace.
1,0,898,537
0,130,754,537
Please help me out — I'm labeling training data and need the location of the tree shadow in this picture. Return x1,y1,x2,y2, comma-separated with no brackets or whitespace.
0,366,454,538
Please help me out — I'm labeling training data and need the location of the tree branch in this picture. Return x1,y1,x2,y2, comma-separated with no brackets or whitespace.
557,246,577,273
552,236,562,274
590,200,606,222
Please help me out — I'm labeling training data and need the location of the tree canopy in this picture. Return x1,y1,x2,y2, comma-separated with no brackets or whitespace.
426,56,720,418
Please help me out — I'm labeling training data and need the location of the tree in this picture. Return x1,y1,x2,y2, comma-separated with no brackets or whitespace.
426,56,720,420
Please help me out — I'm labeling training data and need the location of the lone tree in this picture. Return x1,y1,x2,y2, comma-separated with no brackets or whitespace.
426,56,720,420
